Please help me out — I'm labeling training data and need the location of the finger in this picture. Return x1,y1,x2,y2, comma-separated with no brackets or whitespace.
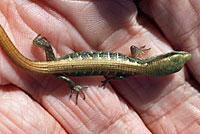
0,85,65,133
137,0,200,83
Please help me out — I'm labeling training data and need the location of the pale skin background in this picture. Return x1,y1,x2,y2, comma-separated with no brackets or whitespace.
0,0,199,134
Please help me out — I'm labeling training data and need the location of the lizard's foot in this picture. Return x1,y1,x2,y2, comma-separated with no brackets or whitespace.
99,79,109,89
70,85,88,104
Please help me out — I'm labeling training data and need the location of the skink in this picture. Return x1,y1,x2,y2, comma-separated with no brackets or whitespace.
0,25,191,103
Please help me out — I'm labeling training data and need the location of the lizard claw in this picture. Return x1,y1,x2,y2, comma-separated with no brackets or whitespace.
99,80,108,89
70,85,88,104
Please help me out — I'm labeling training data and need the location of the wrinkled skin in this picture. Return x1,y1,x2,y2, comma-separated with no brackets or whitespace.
0,0,199,134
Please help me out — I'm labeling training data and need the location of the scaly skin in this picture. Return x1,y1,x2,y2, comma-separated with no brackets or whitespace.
0,25,191,103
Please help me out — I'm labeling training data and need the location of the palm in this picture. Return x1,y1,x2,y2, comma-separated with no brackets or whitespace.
0,0,199,133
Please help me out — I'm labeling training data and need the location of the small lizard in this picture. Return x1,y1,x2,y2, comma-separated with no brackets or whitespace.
0,25,191,104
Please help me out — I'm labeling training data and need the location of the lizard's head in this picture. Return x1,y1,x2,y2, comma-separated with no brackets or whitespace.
156,51,191,75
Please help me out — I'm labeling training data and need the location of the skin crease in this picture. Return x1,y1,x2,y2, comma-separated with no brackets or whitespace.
0,0,199,134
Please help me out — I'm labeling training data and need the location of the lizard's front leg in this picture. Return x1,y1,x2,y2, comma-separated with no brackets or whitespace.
33,34,87,104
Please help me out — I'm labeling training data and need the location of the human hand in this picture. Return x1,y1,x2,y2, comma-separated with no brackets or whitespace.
0,0,199,133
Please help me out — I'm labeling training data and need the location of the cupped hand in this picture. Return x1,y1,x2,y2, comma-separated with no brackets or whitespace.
0,0,199,133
